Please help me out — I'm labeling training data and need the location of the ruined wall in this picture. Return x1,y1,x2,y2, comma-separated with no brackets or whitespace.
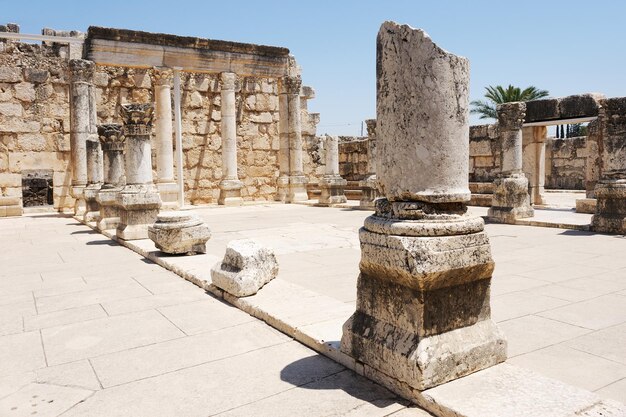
545,136,587,190
338,136,368,182
0,40,74,212
468,124,501,182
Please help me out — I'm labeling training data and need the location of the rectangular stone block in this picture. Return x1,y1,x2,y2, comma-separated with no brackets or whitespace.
0,173,21,187
0,66,22,83
0,196,20,206
474,156,495,168
0,102,22,116
469,138,493,157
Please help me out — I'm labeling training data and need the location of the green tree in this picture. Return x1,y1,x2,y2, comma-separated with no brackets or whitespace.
470,85,549,120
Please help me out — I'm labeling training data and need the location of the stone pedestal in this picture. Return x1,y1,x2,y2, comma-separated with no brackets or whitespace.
153,68,179,210
341,22,506,392
116,104,162,241
218,72,244,206
96,124,125,231
488,102,533,223
360,119,379,209
83,138,102,222
83,185,100,222
522,126,547,205
148,212,211,255
319,135,347,205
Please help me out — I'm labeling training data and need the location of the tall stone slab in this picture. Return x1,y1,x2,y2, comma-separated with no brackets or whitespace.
360,119,379,209
319,135,347,205
488,102,534,223
341,22,506,392
592,97,626,234
69,59,97,216
116,104,162,240
218,72,244,206
96,124,125,231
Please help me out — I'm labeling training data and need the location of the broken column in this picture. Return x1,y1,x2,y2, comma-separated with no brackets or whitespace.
96,124,125,231
152,68,179,210
218,72,244,206
116,104,162,240
319,135,347,205
488,102,534,223
83,133,103,222
592,97,626,234
69,59,97,216
341,22,506,392
148,212,211,255
522,126,547,205
360,119,378,209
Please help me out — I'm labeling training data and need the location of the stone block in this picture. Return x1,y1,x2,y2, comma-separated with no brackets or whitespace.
558,94,602,119
24,68,49,84
0,196,20,206
576,198,596,214
14,82,36,102
148,211,211,255
474,156,495,168
211,239,279,297
0,102,22,116
525,98,559,123
0,66,22,83
0,173,22,187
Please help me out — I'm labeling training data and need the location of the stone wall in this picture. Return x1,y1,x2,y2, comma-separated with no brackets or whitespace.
468,124,500,182
338,136,368,182
545,136,587,190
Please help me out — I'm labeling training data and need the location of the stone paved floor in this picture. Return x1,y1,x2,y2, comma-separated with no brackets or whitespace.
0,214,430,417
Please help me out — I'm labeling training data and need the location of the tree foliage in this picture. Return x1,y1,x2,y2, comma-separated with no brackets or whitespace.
470,85,549,120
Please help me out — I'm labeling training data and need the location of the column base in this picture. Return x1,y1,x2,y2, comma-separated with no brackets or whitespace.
70,185,86,216
148,211,211,255
488,174,534,224
96,187,121,231
591,180,626,234
83,184,102,223
275,175,289,203
218,179,244,206
319,175,347,206
359,175,378,209
116,185,162,241
341,202,506,391
287,175,308,203
157,181,179,210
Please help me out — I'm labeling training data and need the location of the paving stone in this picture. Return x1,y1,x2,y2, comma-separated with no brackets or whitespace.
0,382,93,417
0,331,45,376
24,304,107,331
491,291,569,322
158,298,255,335
35,359,102,391
564,323,626,365
594,378,626,404
101,289,208,316
538,294,626,330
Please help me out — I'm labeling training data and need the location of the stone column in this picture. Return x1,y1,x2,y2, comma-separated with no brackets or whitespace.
83,137,103,222
341,22,506,393
275,84,290,202
319,135,347,205
359,119,379,209
152,68,178,210
96,124,125,231
488,102,534,222
69,59,96,216
522,126,547,205
281,75,308,203
218,72,244,206
592,97,626,234
115,104,162,240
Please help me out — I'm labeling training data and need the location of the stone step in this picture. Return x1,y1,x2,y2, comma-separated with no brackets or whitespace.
469,193,492,207
469,182,494,194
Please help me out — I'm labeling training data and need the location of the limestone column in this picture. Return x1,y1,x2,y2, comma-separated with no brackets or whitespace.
341,22,506,393
152,68,178,210
522,126,547,205
592,97,626,234
96,124,125,231
116,104,162,240
281,75,308,203
83,136,103,222
275,84,290,202
488,102,534,222
69,59,96,216
319,135,347,205
218,72,244,206
359,119,379,209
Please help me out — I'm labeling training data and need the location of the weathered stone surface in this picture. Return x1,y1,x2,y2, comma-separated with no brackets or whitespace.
376,22,470,203
524,94,605,123
319,135,347,205
575,198,597,214
488,174,534,223
148,211,211,255
211,239,279,297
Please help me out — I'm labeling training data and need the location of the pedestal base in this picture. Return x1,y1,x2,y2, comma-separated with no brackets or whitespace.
157,181,179,210
275,176,289,203
148,211,211,254
116,185,162,241
319,175,347,206
488,174,534,224
218,179,243,206
359,175,378,209
83,185,101,223
96,188,121,231
70,185,86,216
287,175,308,203
591,180,626,234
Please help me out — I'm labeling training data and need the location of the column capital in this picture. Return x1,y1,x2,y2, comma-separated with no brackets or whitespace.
151,67,173,86
497,102,526,131
280,75,302,95
365,119,377,138
98,124,125,151
121,103,154,136
220,72,238,91
69,59,95,83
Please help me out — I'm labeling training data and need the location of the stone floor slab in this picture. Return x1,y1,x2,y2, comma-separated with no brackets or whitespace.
158,298,255,335
0,331,45,376
0,382,93,417
538,294,626,330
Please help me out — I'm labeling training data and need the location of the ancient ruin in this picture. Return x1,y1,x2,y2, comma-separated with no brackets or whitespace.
148,211,211,254
96,123,124,230
318,135,347,205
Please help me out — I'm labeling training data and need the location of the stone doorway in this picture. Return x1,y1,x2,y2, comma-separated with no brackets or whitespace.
22,170,53,207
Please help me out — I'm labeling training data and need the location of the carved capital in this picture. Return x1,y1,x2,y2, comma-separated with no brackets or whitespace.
98,124,125,151
120,103,154,136
497,102,526,131
69,59,95,83
220,72,237,91
151,67,173,87
281,75,302,96
365,119,377,138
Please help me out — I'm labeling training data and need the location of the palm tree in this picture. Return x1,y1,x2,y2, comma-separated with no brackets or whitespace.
470,85,549,120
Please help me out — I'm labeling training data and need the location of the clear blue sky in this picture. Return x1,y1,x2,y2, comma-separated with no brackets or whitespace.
5,0,626,135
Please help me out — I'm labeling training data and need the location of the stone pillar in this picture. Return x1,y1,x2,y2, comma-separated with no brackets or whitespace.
218,72,244,206
488,102,534,222
152,68,178,210
522,126,547,205
280,75,308,203
360,119,379,209
96,124,125,231
115,104,162,240
83,137,103,222
341,22,506,393
319,135,347,205
592,97,626,234
276,84,290,202
69,59,96,216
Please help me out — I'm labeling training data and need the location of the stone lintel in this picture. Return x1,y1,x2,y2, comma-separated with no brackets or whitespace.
524,93,605,124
